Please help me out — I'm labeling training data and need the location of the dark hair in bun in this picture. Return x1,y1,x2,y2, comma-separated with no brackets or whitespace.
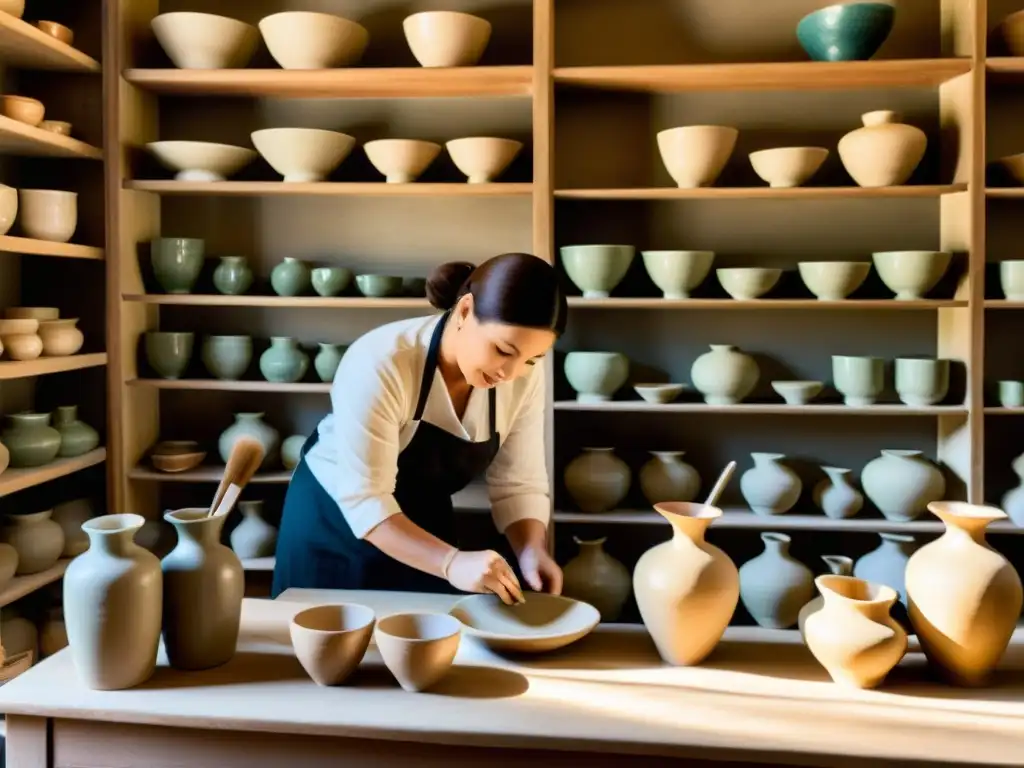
426,253,567,335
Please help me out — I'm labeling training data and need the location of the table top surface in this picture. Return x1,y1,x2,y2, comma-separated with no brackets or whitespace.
1,588,1023,765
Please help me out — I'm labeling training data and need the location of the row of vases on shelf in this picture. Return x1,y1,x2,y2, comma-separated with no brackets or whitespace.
148,413,305,474
0,186,78,243
657,111,926,189
564,447,945,521
0,498,94,588
0,306,84,361
144,331,346,384
561,246,952,302
567,347,954,407
0,407,99,472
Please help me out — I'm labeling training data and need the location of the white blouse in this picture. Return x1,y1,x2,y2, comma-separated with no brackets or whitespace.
304,314,551,540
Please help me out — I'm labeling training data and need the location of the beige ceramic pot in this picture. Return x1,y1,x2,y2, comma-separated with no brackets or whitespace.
446,137,523,183
151,12,259,69
906,501,1023,686
797,261,871,300
259,11,368,69
633,501,739,665
801,575,907,689
364,139,442,183
251,128,355,183
838,110,927,187
0,184,16,236
716,267,781,300
19,189,76,243
147,141,256,182
375,612,461,692
290,603,375,686
0,95,43,126
657,125,738,188
797,555,853,635
561,536,631,622
0,440,8,477
0,318,42,360
38,318,84,356
749,147,828,188
1000,260,1024,299
3,509,64,575
403,11,492,67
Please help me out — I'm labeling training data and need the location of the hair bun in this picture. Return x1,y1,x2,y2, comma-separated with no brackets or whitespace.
426,261,475,310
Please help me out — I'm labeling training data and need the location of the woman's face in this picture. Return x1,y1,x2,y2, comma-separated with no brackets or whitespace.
453,296,556,388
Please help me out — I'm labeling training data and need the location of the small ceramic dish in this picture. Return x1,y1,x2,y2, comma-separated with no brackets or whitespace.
5,306,59,321
0,95,44,126
771,380,824,405
374,612,461,692
36,20,73,45
151,452,205,473
634,383,686,404
290,603,375,687
39,120,71,136
450,592,600,653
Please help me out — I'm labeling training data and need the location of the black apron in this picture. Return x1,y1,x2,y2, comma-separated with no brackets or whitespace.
271,311,500,597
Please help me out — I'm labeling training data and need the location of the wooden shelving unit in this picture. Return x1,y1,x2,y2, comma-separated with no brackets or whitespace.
0,12,99,72
123,181,533,197
0,236,103,260
0,449,106,498
0,353,106,380
0,560,73,609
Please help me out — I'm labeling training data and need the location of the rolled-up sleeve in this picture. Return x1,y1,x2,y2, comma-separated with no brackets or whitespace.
486,363,552,532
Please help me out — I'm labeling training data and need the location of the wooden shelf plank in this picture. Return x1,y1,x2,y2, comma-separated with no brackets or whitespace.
0,353,107,380
555,185,967,200
124,181,532,197
130,465,292,484
241,557,275,572
127,379,330,393
122,294,429,308
984,407,1024,415
123,66,533,98
554,59,972,93
0,114,101,159
566,298,966,309
554,401,968,416
0,559,72,608
984,300,1024,308
986,188,1024,198
986,57,1024,76
0,235,103,260
0,448,106,498
0,12,99,72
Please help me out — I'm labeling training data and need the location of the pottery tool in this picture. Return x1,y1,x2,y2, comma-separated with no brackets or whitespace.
704,460,737,507
208,438,265,518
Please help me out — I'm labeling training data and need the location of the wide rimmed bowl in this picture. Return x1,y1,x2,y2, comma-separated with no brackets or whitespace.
251,128,355,183
450,592,600,653
798,261,872,300
147,141,256,182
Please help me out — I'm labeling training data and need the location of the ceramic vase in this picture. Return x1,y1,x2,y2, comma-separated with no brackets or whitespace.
38,318,84,356
797,554,854,634
151,237,204,294
201,335,252,381
20,189,77,242
906,502,1023,686
690,344,759,405
314,342,344,382
739,532,814,629
162,508,245,671
561,536,631,622
52,497,94,556
53,405,100,457
854,532,917,608
563,447,631,514
39,607,67,658
0,543,17,591
3,510,64,574
2,412,61,467
813,466,863,519
281,434,305,470
229,500,278,559
64,514,162,689
219,412,279,470
639,451,700,505
740,452,802,515
802,575,908,689
837,111,927,187
260,337,309,383
633,502,739,665
0,183,16,235
861,449,945,521
212,256,253,295
270,257,310,296
1001,452,1024,526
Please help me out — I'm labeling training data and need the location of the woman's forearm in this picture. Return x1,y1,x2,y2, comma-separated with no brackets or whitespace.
364,513,457,578
504,518,549,557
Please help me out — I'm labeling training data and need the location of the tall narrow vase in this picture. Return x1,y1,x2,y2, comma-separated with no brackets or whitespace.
63,514,162,690
161,508,245,670
813,466,863,519
739,532,814,629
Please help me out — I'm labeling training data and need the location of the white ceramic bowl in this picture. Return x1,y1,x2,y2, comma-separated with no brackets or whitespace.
446,137,523,183
641,250,715,299
364,139,442,183
749,147,828,188
656,126,738,188
798,261,872,300
259,11,369,69
564,351,629,403
872,251,952,300
403,11,491,67
716,267,781,300
634,383,686,404
151,12,258,69
771,380,824,405
450,593,600,653
147,141,256,182
251,128,355,183
18,189,76,243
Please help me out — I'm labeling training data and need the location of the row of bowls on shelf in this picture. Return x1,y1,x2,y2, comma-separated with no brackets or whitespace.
146,133,523,186
153,9,493,70
566,347,953,408
0,187,77,244
562,246,953,301
0,95,72,136
0,307,84,361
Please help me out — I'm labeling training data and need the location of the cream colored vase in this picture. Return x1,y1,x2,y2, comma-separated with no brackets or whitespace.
633,501,739,666
837,111,927,188
906,501,1023,686
561,536,631,622
802,575,907,689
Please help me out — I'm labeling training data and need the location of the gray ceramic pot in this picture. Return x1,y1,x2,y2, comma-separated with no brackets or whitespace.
201,335,252,381
270,257,310,297
212,256,253,295
311,267,352,297
259,337,309,383
1,412,61,467
53,405,100,457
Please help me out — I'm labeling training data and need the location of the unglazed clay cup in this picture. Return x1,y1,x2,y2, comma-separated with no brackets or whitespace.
656,125,738,188
38,318,84,356
290,603,375,687
894,357,949,407
634,383,685,404
364,139,442,184
0,318,41,361
641,250,715,299
36,20,73,45
749,147,828,188
0,184,16,236
151,12,259,69
564,351,629,403
356,274,403,298
0,95,43,126
144,331,194,380
19,189,76,243
1000,260,1024,300
832,355,884,406
259,11,368,69
311,267,353,297
772,380,824,405
147,141,256,182
798,261,871,300
446,137,523,183
375,612,461,692
999,380,1024,408
403,11,492,67
716,267,781,300
251,128,356,183
559,244,635,299
872,251,952,300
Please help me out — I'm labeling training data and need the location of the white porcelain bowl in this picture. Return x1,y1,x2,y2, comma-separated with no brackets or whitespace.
147,141,256,182
771,380,823,406
634,383,686,404
364,139,442,183
656,126,738,188
872,251,952,300
151,12,259,69
717,267,781,300
446,137,522,183
749,147,828,188
403,11,491,67
641,250,715,299
798,261,872,300
259,11,369,69
251,128,355,183
564,351,629,403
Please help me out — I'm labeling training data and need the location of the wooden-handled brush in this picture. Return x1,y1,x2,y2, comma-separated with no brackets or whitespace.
208,437,266,518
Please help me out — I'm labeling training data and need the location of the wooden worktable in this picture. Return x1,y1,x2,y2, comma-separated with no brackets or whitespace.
1,588,1023,767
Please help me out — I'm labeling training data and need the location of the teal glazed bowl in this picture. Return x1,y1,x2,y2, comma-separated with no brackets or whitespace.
796,2,895,62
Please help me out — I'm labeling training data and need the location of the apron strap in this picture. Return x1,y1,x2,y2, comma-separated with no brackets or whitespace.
413,311,449,422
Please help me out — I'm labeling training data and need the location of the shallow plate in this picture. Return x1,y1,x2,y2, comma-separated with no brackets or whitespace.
449,592,600,653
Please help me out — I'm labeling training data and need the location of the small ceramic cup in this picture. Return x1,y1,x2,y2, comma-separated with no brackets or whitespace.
832,355,884,406
999,380,1024,408
374,612,461,692
290,603,375,687
894,357,949,407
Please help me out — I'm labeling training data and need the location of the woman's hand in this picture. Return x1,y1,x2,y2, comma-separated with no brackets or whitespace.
504,519,563,594
446,549,524,604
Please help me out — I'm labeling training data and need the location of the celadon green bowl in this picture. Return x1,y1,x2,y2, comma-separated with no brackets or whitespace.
559,245,635,299
796,2,895,62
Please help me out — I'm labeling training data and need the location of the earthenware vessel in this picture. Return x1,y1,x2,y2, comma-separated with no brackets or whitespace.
798,261,871,300
375,612,461,691
739,532,814,629
999,380,1024,408
717,267,781,300
691,345,759,405
796,2,895,61
872,251,952,300
907,502,1023,686
53,405,99,457
0,439,8,476
559,245,635,298
151,11,259,69
19,189,76,242
1001,452,1024,526
2,412,61,467
564,351,629,402
229,500,277,559
639,451,700,505
63,514,162,689
270,257,310,297
311,267,352,297
0,95,43,126
201,335,252,381
563,447,630,514
403,11,491,67
832,354,883,406
281,435,305,470
894,357,949,406
838,111,927,187
356,274,404,297
39,606,67,658
151,238,204,294
447,137,522,183
364,139,442,183
144,331,194,380
633,502,739,665
797,555,854,634
3,509,63,574
38,318,84,356
748,147,828,187
561,536,631,622
212,256,252,295
51,498,94,556
162,508,244,670
740,452,802,515
219,412,279,470
999,260,1024,300
259,336,309,383
314,342,345,382
259,12,369,69
854,532,917,607
861,450,945,521
290,604,375,686
813,466,863,519
657,126,738,188
0,318,42,360
640,250,715,299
